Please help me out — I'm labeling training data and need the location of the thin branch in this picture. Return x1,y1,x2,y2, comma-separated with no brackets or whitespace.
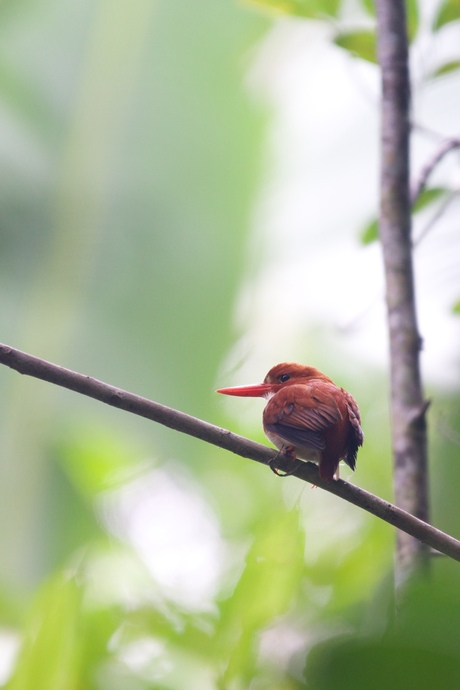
376,0,430,581
411,138,460,205
0,343,460,561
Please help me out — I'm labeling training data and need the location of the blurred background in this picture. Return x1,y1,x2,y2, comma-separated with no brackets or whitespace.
0,0,459,688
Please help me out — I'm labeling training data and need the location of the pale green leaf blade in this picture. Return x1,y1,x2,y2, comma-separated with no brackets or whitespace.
7,573,82,690
430,60,460,78
405,0,419,40
412,187,447,213
360,218,379,245
434,0,460,28
334,31,377,63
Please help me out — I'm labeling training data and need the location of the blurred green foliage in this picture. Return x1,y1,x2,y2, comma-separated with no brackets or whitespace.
334,31,377,64
306,564,460,689
0,0,459,689
434,0,460,29
243,0,341,20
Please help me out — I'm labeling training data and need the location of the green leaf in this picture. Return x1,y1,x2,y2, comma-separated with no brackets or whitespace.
334,31,377,63
405,0,419,40
360,218,379,245
7,573,82,690
216,506,306,685
452,299,460,315
360,0,375,15
243,0,341,20
412,187,447,213
430,60,460,78
434,0,460,29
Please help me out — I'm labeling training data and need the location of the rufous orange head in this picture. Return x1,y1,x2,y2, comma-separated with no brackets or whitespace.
216,362,333,398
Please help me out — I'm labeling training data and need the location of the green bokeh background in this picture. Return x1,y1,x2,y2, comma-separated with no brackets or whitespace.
0,1,459,688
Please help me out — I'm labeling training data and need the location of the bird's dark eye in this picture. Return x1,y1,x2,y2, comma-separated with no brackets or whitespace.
279,373,290,383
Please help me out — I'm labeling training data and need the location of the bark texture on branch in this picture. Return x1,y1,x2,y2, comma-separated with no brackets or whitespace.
0,343,459,561
375,0,430,582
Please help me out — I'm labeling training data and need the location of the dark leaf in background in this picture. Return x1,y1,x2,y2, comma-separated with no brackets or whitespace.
305,568,460,690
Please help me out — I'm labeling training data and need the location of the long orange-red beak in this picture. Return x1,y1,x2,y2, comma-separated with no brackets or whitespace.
216,383,272,397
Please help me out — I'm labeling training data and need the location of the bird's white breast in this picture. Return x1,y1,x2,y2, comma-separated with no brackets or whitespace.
264,429,321,464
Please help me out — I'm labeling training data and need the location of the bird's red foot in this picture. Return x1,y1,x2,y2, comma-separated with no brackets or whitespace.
268,446,302,477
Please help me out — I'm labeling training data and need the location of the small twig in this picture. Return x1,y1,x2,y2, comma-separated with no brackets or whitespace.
411,122,449,141
411,138,460,205
0,342,460,562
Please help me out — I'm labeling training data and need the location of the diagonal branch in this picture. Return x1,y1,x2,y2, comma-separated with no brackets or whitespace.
0,342,459,561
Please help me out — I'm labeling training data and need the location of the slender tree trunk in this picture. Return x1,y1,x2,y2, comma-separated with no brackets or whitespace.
375,0,430,586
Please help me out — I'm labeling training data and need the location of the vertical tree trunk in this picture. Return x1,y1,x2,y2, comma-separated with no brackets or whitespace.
375,0,430,586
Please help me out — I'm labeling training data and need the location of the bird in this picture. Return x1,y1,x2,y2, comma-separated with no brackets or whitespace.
217,362,363,481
